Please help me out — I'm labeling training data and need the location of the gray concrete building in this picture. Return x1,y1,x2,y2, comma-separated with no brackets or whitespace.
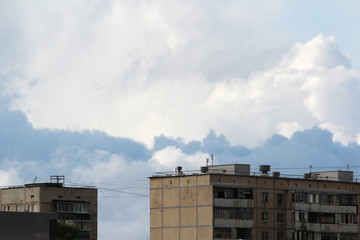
150,164,360,240
0,176,97,240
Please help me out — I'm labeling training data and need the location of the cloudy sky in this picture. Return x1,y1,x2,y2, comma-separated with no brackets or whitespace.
1,1,360,239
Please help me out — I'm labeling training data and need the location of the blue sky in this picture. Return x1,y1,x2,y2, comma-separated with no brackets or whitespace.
1,1,360,239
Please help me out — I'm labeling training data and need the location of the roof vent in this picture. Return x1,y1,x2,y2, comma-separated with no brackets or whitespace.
273,172,280,178
175,166,183,176
304,173,311,179
200,166,208,173
259,165,271,176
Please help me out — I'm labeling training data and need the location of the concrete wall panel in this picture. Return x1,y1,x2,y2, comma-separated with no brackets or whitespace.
180,207,196,226
150,228,162,240
150,178,163,189
151,189,163,208
197,186,212,206
180,227,196,240
198,206,212,226
197,175,210,186
150,209,162,228
163,208,179,227
198,226,212,240
180,187,196,206
163,228,179,240
163,188,179,207
180,176,197,187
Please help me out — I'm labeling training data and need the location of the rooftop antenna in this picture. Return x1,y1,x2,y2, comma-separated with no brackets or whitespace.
347,164,349,171
50,175,65,184
310,165,312,173
33,177,37,183
211,155,214,166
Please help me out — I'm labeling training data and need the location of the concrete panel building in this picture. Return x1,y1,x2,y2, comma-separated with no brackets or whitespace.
0,176,97,240
150,164,360,240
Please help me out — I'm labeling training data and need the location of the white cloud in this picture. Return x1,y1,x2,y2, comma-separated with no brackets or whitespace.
149,146,208,170
276,121,303,138
8,32,360,147
0,168,22,187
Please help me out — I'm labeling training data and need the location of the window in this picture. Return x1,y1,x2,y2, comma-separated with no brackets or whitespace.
321,194,338,205
292,192,307,203
277,232,284,240
214,187,253,199
75,220,90,231
215,228,232,238
298,212,305,222
320,213,335,224
261,192,269,202
340,214,358,224
214,207,253,220
277,213,284,224
4,206,9,211
308,212,319,223
308,193,314,203
339,195,357,206
16,205,22,212
262,232,269,240
261,212,269,222
321,233,337,240
340,234,358,240
277,194,283,204
298,231,315,240
28,204,37,212
57,202,90,213
237,228,252,239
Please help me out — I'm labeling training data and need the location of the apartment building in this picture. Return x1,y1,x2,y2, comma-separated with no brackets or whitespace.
0,176,97,240
149,164,360,240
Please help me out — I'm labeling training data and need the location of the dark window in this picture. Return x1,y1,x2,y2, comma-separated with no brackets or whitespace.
292,192,307,203
340,234,358,240
299,212,305,222
339,195,357,206
321,213,335,224
237,228,252,239
308,212,320,223
214,207,253,220
277,232,284,240
308,212,335,224
261,212,269,222
321,233,337,240
277,194,284,204
262,232,269,240
320,194,338,205
277,213,284,224
214,228,231,238
261,192,269,202
214,187,253,199
340,214,358,224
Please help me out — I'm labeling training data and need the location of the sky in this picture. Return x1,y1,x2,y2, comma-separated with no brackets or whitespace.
1,1,360,239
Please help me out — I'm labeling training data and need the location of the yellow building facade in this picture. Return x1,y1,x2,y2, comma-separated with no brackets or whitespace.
150,164,360,240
